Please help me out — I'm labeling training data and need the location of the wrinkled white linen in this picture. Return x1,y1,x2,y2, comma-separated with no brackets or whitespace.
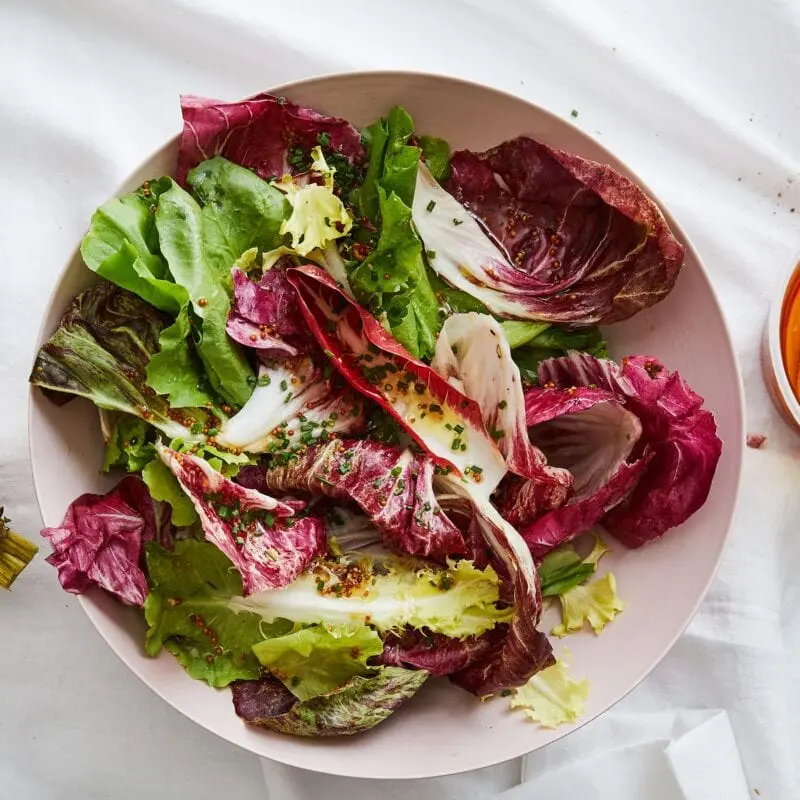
1,0,799,797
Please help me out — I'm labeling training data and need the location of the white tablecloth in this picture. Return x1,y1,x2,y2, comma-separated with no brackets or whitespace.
2,1,799,797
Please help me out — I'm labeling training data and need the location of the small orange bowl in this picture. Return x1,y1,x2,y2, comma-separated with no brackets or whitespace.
763,260,800,429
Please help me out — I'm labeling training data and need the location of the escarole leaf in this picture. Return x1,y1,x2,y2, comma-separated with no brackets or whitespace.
29,282,208,441
231,667,428,737
252,624,383,701
101,414,155,473
144,539,292,687
229,556,511,639
275,147,352,257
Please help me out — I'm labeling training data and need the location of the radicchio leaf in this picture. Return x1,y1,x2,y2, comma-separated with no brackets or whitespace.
231,667,428,737
418,138,685,324
432,312,571,510
226,267,311,357
286,265,507,493
177,93,364,187
40,476,156,606
497,386,645,556
216,356,365,453
155,443,325,594
538,353,722,547
376,628,503,677
442,478,555,695
263,439,467,560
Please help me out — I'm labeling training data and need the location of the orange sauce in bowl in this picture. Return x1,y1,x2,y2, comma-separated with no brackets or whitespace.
780,264,800,400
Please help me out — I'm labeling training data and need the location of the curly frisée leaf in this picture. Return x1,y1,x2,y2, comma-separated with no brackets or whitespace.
228,556,511,639
252,624,383,701
231,667,427,737
510,647,589,728
275,147,353,257
552,572,625,637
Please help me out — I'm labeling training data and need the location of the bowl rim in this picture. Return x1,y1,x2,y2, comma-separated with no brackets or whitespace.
766,257,800,425
27,68,746,778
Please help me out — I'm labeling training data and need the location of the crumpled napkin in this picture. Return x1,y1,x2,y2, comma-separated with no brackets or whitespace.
259,708,751,800
510,709,750,799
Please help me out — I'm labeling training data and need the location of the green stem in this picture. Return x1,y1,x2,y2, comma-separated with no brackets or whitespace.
0,510,38,589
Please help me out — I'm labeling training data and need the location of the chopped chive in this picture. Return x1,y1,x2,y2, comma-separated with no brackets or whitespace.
426,200,436,212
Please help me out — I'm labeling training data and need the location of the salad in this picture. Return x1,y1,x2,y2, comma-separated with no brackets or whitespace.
30,93,722,738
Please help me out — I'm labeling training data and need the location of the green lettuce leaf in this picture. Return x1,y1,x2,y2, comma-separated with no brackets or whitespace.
80,179,187,316
144,540,291,687
350,189,441,358
418,135,451,183
29,282,208,441
381,107,419,207
252,624,383,701
155,179,254,407
510,648,589,728
512,325,608,383
235,667,428,737
552,572,625,637
141,459,198,527
145,305,214,408
358,117,389,223
187,157,290,277
102,414,155,473
500,320,552,349
230,557,511,639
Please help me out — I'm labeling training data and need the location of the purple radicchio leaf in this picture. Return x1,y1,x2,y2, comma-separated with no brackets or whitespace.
414,138,685,324
496,386,645,556
263,439,468,561
538,353,723,548
441,477,555,695
177,93,364,186
155,443,325,594
40,475,157,606
431,311,572,511
226,267,313,358
375,628,504,677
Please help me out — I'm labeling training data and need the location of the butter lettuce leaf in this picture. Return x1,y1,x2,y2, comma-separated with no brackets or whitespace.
102,414,155,473
154,179,254,407
187,157,290,277
80,178,187,316
144,540,291,687
252,624,383,701
141,459,198,527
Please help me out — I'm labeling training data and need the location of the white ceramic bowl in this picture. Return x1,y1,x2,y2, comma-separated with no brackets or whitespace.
29,72,745,780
